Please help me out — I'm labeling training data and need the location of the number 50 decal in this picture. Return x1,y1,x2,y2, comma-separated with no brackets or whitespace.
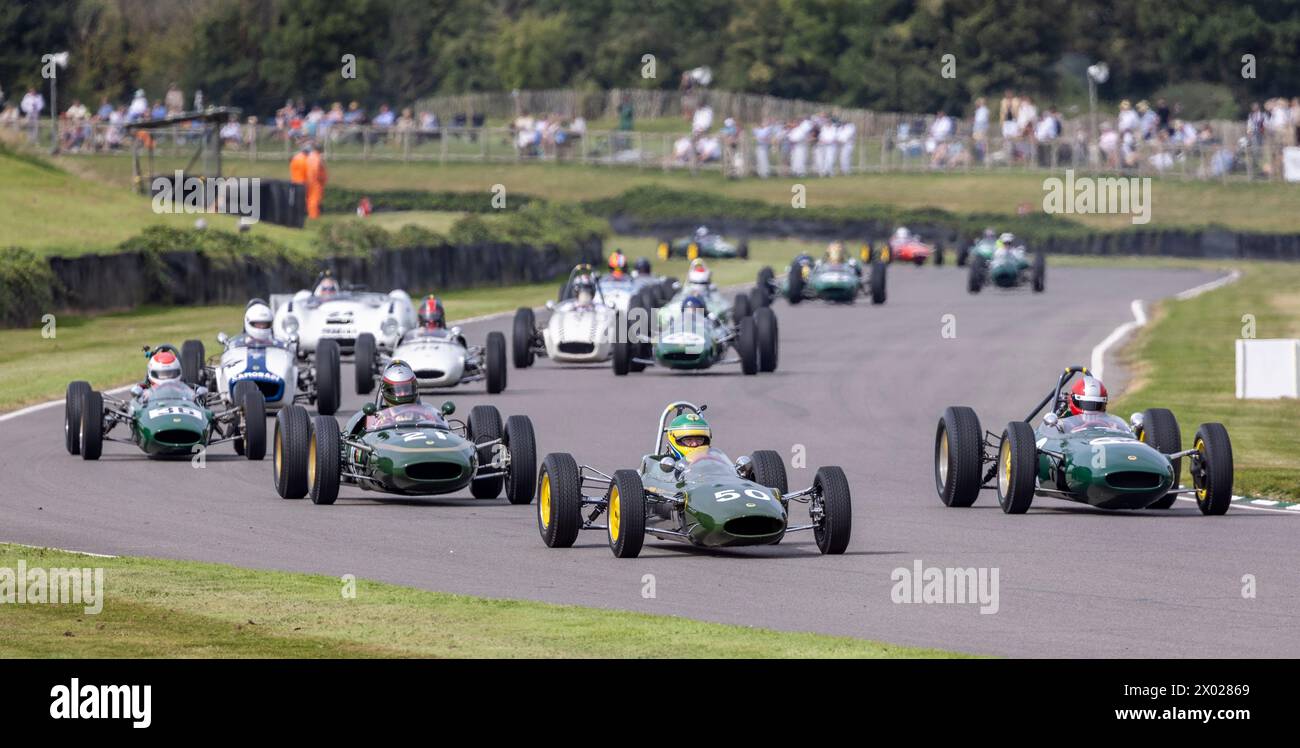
714,488,771,502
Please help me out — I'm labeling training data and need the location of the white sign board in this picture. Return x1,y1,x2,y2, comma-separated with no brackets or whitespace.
1285,147,1300,183
1236,339,1300,399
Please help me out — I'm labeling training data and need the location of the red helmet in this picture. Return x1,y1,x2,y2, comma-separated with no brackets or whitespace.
1068,375,1108,416
147,349,182,387
418,296,446,329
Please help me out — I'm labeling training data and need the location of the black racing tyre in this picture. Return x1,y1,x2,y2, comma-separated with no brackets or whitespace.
512,307,536,368
936,406,983,507
785,263,804,304
79,389,103,461
308,415,340,505
733,292,753,322
813,466,852,554
749,286,768,312
468,405,505,499
485,331,507,394
750,450,788,494
181,339,205,386
934,245,945,266
65,380,91,455
503,415,537,505
315,338,341,415
967,257,985,294
537,452,583,548
1032,250,1046,293
612,312,632,376
1192,423,1233,516
737,239,749,260
606,469,646,559
756,266,775,305
627,294,650,374
273,405,312,499
756,306,778,373
996,422,1038,514
235,381,267,460
737,316,758,375
353,333,377,395
957,245,970,267
1137,408,1181,509
870,261,887,305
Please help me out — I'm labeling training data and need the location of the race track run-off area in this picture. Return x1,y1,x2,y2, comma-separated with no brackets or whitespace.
3,263,1294,658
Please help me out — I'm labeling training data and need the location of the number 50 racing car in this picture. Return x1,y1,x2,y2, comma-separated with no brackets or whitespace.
536,402,852,557
935,366,1233,515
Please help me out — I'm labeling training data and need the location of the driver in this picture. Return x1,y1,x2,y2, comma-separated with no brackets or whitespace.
685,258,712,297
890,226,912,249
665,411,711,462
982,227,997,242
572,273,597,308
417,295,446,330
825,241,846,265
314,276,340,299
243,299,274,343
694,226,709,242
379,360,419,409
139,348,184,402
608,251,628,280
633,257,652,277
1059,374,1109,417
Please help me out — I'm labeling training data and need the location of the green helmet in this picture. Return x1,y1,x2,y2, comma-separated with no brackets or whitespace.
666,412,711,461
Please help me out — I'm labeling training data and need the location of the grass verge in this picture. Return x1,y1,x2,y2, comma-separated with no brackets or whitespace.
0,544,963,658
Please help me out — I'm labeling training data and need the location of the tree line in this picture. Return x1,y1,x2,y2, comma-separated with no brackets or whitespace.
2,0,1296,117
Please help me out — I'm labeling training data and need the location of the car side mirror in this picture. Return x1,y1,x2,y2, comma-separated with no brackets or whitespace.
440,401,456,416
1129,412,1144,430
362,402,377,416
130,385,143,398
195,386,208,398
216,332,228,345
450,326,462,337
735,454,753,477
1043,412,1059,429
658,456,676,473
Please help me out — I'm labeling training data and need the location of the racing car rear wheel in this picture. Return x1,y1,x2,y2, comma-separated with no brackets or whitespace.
869,261,887,305
996,422,1037,514
181,339,205,386
936,406,983,507
1136,408,1181,509
612,337,632,376
315,339,341,415
64,380,91,455
486,332,508,394
79,389,103,461
468,405,505,499
1031,251,1046,293
737,316,759,375
956,244,970,267
607,469,646,559
750,450,788,494
503,415,536,505
1192,423,1233,516
234,381,267,460
756,306,778,373
812,466,851,554
512,308,536,368
738,239,750,260
785,263,804,304
657,239,671,261
537,452,583,548
273,405,312,499
687,242,700,261
934,245,945,266
353,333,377,395
733,292,753,322
967,258,985,294
308,415,341,505
627,295,651,374
755,267,775,306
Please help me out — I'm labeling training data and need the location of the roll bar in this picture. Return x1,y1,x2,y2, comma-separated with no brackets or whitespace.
654,401,706,454
1025,365,1089,423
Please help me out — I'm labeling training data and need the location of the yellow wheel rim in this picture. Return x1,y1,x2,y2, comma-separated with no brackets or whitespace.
881,248,890,263
539,473,552,529
308,431,317,488
998,440,1012,496
687,243,699,261
1195,438,1207,499
658,243,669,260
608,486,621,542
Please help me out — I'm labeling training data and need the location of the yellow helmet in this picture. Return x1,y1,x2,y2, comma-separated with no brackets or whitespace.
666,412,711,461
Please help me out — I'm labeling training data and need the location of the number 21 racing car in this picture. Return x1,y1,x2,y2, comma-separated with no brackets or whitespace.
272,361,535,505
536,402,852,558
935,366,1233,515
755,241,886,305
355,296,508,395
64,346,267,461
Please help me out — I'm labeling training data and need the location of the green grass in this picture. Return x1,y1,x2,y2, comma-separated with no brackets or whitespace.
1110,260,1300,500
0,544,962,658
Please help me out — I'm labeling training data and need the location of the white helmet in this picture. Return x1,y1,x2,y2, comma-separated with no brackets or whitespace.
893,226,911,241
244,299,274,341
687,258,711,285
695,226,708,239
998,232,1017,246
147,349,182,387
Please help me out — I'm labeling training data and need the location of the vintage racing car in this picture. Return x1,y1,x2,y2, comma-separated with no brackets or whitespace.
65,345,267,461
514,265,626,367
272,363,536,505
756,242,886,305
271,273,416,358
956,229,998,267
878,227,944,265
536,402,852,557
356,296,507,394
967,232,1045,294
657,226,749,260
934,366,1233,515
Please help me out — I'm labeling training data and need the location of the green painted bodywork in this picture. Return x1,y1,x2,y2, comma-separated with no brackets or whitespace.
650,306,729,370
1033,415,1175,509
781,261,862,301
638,451,787,547
342,407,478,496
987,247,1031,287
669,235,742,258
128,384,214,456
969,239,998,263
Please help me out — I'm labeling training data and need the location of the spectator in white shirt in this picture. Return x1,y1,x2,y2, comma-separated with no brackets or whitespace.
817,117,838,176
788,117,812,177
1116,100,1140,134
836,119,856,174
691,104,714,136
752,121,774,178
20,88,44,141
128,89,148,121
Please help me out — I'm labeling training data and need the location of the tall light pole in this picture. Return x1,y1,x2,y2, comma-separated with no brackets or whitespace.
1086,62,1108,166
44,51,69,154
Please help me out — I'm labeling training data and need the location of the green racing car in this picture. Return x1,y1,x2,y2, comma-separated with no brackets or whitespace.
536,401,852,557
657,226,749,260
935,366,1233,515
756,241,887,305
966,231,1045,294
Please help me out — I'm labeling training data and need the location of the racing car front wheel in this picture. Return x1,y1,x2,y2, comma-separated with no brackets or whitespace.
1192,423,1233,516
934,245,945,266
869,261,887,305
234,381,267,460
308,415,341,505
996,422,1037,514
486,332,508,394
64,380,91,455
737,317,759,375
181,339,205,387
785,263,804,304
936,406,983,507
537,453,582,548
1031,251,1046,293
755,266,775,306
354,333,377,395
606,469,646,559
756,307,778,373
512,308,536,368
316,338,341,415
273,405,312,499
503,415,536,505
812,466,851,554
967,258,985,294
468,405,505,499
79,389,104,461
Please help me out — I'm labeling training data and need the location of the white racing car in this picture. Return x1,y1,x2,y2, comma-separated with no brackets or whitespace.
180,299,342,415
271,274,416,359
354,296,508,395
513,264,637,368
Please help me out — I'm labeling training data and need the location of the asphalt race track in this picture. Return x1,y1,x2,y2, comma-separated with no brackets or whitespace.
5,263,1295,658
